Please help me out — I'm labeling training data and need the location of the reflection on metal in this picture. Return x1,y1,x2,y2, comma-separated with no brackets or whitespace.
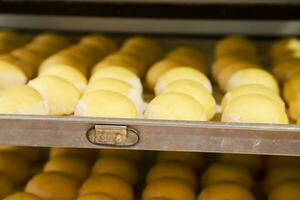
86,125,139,147
0,115,299,156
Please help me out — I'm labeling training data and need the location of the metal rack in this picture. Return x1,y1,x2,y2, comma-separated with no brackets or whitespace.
0,0,299,156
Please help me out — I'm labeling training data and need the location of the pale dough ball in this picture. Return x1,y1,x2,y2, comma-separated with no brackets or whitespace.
145,59,182,90
85,78,145,117
212,56,258,80
221,94,288,124
226,68,279,94
28,75,81,116
155,67,212,94
216,62,260,92
0,85,48,115
221,84,285,111
38,64,87,92
92,52,146,77
158,79,216,120
144,92,207,121
0,56,27,90
39,54,88,76
89,66,142,93
75,90,137,118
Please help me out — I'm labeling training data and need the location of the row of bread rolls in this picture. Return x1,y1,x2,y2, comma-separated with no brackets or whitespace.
78,150,143,200
271,38,300,82
145,47,216,121
199,162,255,200
212,36,288,124
75,36,160,118
0,34,117,116
283,73,300,121
27,34,118,116
0,146,42,198
22,147,98,200
92,36,162,78
264,155,300,200
11,148,142,200
212,35,260,92
142,152,201,200
271,38,300,122
0,33,72,115
1,149,300,200
201,154,300,200
146,46,207,90
0,32,70,90
142,152,258,200
0,34,297,124
144,152,300,200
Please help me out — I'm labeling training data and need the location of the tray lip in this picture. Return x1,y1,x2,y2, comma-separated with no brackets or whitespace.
0,114,299,156
1,114,299,132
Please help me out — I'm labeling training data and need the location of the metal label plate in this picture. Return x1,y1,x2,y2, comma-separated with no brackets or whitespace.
86,125,139,147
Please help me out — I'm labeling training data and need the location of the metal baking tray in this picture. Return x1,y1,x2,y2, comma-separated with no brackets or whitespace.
0,13,299,155
0,115,299,156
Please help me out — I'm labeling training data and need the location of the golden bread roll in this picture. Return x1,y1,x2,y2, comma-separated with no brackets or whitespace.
91,156,139,185
0,151,30,184
201,162,253,188
3,192,42,200
79,174,133,200
268,179,300,200
146,161,197,189
25,172,79,200
198,182,255,200
157,151,203,170
43,154,90,182
142,178,195,200
144,92,207,121
49,147,97,163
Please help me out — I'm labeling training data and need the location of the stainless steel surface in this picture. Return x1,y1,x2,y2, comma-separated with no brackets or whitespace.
87,125,139,147
1,14,300,35
0,115,299,156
